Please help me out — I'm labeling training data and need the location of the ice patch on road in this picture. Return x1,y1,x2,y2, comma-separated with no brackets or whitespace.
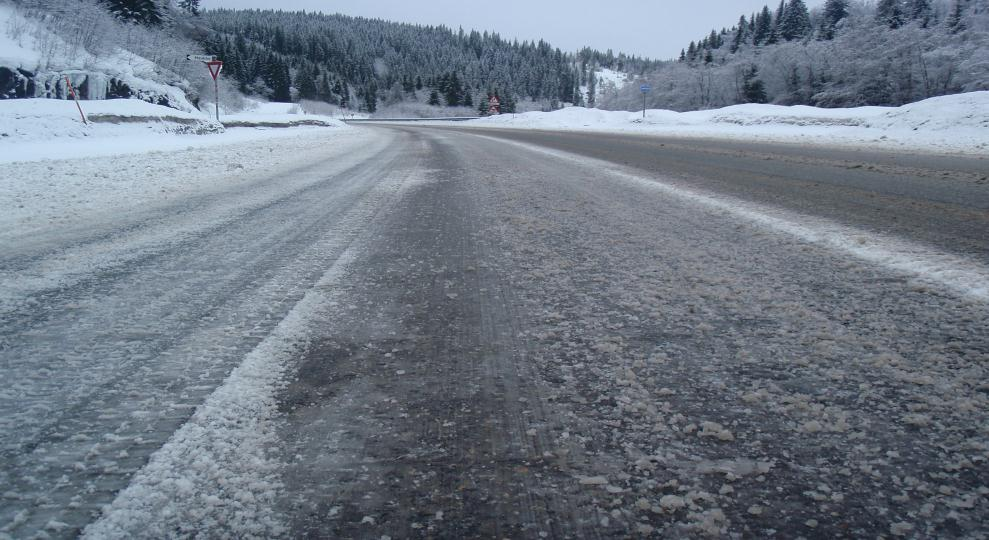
481,136,989,303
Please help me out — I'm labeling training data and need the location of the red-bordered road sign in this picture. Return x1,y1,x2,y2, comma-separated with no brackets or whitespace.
206,60,223,80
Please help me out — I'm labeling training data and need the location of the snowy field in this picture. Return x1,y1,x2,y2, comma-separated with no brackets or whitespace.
467,91,989,155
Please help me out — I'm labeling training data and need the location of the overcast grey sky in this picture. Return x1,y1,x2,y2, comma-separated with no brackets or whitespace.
200,0,827,60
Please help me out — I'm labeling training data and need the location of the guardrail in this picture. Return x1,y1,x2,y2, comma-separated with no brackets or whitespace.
342,117,481,123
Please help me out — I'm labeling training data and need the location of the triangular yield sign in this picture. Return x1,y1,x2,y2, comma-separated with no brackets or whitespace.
206,60,223,80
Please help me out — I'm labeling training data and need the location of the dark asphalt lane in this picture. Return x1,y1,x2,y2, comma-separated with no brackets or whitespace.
271,125,989,538
276,130,595,537
423,126,989,262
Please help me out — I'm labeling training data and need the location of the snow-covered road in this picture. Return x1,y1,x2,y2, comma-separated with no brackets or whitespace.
0,127,410,536
2,125,987,538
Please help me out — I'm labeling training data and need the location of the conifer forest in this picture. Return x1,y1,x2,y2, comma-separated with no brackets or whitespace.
5,0,989,114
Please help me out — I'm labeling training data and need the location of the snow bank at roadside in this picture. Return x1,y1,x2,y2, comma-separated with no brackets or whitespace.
0,98,221,142
221,114,342,128
219,101,346,128
0,98,349,163
469,92,989,154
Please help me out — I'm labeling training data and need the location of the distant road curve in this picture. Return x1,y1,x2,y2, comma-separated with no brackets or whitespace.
343,116,480,123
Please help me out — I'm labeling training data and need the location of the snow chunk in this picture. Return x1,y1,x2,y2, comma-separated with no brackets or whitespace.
659,495,686,512
902,413,932,427
698,421,735,442
577,475,609,485
688,509,729,536
799,420,824,433
696,459,773,478
890,522,914,536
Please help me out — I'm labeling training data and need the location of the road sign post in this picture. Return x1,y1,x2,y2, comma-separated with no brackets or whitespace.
206,60,223,122
188,55,223,122
639,84,651,119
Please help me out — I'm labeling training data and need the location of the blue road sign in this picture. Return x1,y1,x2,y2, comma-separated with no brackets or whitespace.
640,84,651,93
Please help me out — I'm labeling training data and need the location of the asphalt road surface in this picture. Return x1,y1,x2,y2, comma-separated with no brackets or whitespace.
2,125,987,538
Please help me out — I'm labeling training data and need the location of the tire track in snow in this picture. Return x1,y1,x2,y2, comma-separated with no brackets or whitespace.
80,157,421,539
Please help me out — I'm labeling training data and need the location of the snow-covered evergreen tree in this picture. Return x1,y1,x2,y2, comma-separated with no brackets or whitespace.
909,0,933,26
819,0,849,39
364,81,377,112
601,0,989,112
779,0,812,41
201,9,652,110
178,0,199,16
742,65,768,102
947,0,965,33
768,0,785,44
102,0,164,26
754,6,774,44
732,15,749,52
587,71,596,107
444,72,463,106
876,0,906,28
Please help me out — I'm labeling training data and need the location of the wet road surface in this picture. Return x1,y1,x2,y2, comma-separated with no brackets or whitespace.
3,125,987,538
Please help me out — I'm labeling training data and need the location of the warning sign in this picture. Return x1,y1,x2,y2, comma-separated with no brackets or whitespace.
206,60,223,80
488,95,500,116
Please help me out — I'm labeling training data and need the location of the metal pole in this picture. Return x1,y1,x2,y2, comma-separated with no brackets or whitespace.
642,93,646,119
214,77,220,122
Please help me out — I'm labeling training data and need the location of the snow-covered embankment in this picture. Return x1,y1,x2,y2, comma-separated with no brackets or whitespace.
470,91,989,155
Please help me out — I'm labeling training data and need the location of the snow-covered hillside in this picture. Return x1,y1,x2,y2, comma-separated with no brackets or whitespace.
579,68,629,104
0,3,198,110
470,91,989,155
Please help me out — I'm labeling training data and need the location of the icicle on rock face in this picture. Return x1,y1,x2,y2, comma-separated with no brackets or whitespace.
0,67,30,98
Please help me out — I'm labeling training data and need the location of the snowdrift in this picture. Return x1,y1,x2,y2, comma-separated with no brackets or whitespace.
219,102,344,128
0,98,349,163
470,92,989,154
0,98,222,142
